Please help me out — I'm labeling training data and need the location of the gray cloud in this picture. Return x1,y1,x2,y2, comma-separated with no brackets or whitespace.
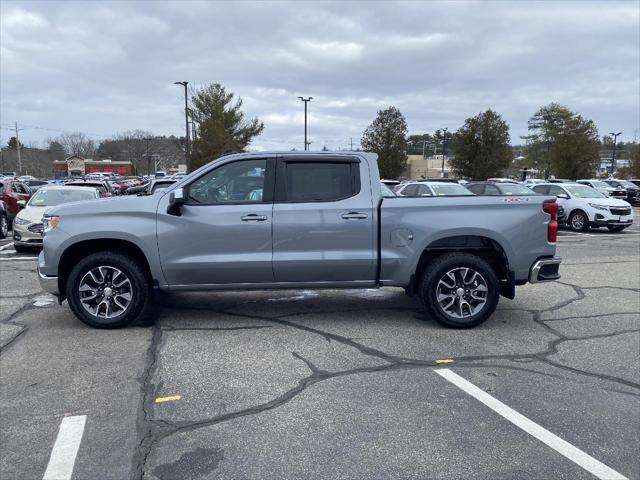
1,0,638,151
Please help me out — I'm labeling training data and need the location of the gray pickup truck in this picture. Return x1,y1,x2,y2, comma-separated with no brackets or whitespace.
38,152,561,329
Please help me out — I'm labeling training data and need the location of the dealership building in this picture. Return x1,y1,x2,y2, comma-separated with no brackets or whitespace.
52,155,134,178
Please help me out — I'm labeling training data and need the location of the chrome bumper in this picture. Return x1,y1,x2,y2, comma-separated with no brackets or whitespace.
37,264,59,296
529,257,562,283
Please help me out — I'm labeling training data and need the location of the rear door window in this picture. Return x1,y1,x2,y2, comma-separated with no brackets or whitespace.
282,162,359,202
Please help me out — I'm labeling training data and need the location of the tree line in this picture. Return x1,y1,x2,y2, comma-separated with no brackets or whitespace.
363,103,639,180
4,81,638,180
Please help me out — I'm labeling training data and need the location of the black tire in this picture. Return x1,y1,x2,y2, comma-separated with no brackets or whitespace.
14,243,37,253
0,214,7,239
606,225,626,232
419,252,500,329
66,251,152,328
568,210,589,232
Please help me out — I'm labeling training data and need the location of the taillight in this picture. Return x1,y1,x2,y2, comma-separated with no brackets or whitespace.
543,200,558,243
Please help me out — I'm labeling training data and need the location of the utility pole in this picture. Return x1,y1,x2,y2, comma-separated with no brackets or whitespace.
297,96,312,151
174,81,190,172
609,131,622,173
350,137,354,151
144,137,152,176
440,128,448,177
14,121,23,174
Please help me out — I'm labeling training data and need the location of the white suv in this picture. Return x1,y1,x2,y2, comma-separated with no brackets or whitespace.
531,183,633,232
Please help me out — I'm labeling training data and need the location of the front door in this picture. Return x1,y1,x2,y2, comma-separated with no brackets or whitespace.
271,155,376,284
157,157,275,286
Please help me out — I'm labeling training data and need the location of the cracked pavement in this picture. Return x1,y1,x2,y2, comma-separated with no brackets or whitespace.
0,222,639,480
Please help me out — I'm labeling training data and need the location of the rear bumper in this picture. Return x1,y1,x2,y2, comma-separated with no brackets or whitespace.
529,257,562,283
37,263,59,296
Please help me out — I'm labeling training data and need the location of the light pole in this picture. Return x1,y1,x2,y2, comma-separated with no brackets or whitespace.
441,128,448,177
297,96,312,150
609,131,622,173
174,81,190,172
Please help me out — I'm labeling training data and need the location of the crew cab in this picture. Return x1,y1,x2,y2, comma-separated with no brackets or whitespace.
37,152,561,329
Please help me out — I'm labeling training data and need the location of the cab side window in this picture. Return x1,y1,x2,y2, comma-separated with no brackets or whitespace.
283,162,359,202
187,159,268,205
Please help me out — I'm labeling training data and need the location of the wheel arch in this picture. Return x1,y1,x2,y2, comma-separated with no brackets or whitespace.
57,239,153,301
408,235,515,299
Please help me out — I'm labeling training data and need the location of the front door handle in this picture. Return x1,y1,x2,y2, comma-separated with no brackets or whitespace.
241,214,268,222
341,212,368,220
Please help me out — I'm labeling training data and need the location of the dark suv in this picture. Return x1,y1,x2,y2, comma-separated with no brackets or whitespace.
604,180,640,205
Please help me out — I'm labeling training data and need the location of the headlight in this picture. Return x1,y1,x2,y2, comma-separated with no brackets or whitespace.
13,216,30,226
588,203,609,211
42,215,60,233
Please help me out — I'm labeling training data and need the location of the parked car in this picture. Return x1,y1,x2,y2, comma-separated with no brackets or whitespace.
38,151,561,329
380,182,396,197
148,179,176,194
0,178,32,227
522,179,546,186
628,179,640,187
0,200,8,239
12,186,100,252
17,175,36,182
24,179,49,191
381,179,400,188
557,205,567,226
603,179,640,204
394,181,474,197
548,179,571,183
486,178,516,183
64,179,114,197
575,179,623,198
531,183,633,232
466,182,537,196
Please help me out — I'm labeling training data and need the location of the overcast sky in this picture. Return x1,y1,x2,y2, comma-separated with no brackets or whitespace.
1,0,639,151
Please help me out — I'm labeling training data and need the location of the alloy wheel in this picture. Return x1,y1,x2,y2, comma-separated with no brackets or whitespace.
78,266,133,319
435,267,488,319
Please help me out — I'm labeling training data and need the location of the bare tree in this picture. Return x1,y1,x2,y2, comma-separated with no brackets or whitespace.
54,132,97,157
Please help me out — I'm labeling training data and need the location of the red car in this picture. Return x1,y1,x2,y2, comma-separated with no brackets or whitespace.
0,179,32,226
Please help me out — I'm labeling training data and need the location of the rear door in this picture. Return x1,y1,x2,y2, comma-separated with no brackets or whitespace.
272,155,376,283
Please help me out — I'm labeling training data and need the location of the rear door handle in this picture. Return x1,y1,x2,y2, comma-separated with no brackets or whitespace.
241,214,268,222
341,212,368,220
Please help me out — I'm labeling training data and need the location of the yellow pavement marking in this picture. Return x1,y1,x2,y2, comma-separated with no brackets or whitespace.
155,395,181,403
435,359,454,364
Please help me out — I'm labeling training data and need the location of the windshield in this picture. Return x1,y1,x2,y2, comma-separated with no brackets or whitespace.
429,183,474,196
564,185,606,198
499,184,536,195
28,188,97,206
588,181,609,188
380,183,396,197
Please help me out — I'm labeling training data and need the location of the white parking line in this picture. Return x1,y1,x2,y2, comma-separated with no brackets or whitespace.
42,415,87,480
0,257,37,261
435,369,628,480
0,242,15,251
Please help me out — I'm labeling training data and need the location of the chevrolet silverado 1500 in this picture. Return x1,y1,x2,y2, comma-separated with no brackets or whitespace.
38,151,561,329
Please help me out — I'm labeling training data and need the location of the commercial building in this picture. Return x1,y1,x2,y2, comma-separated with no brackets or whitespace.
404,154,452,179
52,155,134,178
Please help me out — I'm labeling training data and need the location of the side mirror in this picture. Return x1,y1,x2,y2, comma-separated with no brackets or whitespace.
557,193,569,199
17,200,26,208
167,187,187,216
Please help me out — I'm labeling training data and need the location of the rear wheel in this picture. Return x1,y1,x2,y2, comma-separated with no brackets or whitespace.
419,252,500,329
569,210,589,232
66,251,152,328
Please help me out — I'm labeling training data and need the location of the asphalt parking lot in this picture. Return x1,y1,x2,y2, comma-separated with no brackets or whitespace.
1,214,639,480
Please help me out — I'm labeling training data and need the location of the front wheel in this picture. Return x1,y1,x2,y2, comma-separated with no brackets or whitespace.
420,252,500,329
66,251,153,328
569,210,589,232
